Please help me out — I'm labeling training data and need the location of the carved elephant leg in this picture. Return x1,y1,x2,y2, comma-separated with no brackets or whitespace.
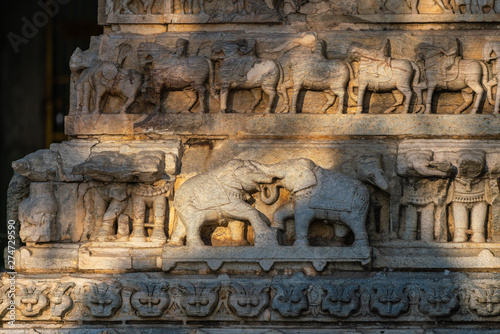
347,199,370,247
150,196,167,242
293,202,316,247
223,203,276,246
272,201,294,230
277,83,290,113
452,202,469,242
291,84,302,114
130,195,147,242
420,203,435,241
402,205,418,240
168,213,186,246
184,213,206,247
262,86,277,114
182,88,199,113
249,88,263,113
320,91,337,114
468,81,484,114
454,88,474,114
470,201,487,242
96,198,128,241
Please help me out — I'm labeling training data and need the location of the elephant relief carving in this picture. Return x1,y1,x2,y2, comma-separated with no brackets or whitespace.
257,158,371,247
211,39,283,113
169,159,277,247
138,40,216,113
69,47,143,114
347,39,421,114
414,39,488,114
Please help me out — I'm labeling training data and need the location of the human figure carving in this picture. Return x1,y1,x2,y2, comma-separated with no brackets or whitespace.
346,39,421,114
405,0,455,14
447,150,491,243
414,39,488,114
119,0,156,14
211,39,283,113
138,39,215,113
398,150,452,242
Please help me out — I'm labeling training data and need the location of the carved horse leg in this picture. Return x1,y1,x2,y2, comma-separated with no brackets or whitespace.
93,86,107,114
291,83,303,114
454,88,474,114
424,85,436,114
262,85,277,114
249,88,263,113
321,91,337,114
182,88,198,113
194,84,208,113
356,83,367,114
219,87,229,113
467,80,484,114
119,92,137,114
397,83,413,114
384,90,403,114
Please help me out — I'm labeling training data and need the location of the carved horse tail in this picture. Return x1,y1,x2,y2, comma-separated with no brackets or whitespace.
345,61,357,104
206,58,219,102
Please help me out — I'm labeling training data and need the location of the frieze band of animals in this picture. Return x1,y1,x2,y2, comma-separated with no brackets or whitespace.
69,36,500,115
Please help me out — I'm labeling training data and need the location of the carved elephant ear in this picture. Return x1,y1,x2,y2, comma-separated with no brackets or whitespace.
102,63,118,81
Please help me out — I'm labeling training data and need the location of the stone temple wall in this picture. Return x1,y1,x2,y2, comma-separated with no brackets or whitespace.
3,0,500,332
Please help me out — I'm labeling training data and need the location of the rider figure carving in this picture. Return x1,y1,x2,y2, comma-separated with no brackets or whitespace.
416,39,460,82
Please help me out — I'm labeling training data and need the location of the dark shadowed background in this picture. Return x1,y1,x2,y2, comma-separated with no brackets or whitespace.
0,0,102,266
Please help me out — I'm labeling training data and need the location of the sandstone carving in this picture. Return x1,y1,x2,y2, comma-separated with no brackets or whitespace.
118,0,156,14
278,38,353,114
16,283,50,317
130,282,169,317
181,0,206,14
70,48,143,114
447,150,491,243
418,285,459,316
258,158,370,247
50,282,76,318
414,39,488,114
470,285,500,316
227,283,270,318
271,282,309,317
347,39,420,114
484,41,500,113
179,283,220,317
321,284,360,318
169,159,276,247
83,282,122,317
398,150,452,242
138,40,215,113
370,284,409,317
211,39,282,113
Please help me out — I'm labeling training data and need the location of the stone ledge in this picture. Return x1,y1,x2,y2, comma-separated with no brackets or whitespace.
66,114,500,138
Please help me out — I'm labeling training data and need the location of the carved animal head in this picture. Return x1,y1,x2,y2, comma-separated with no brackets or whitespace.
271,283,309,317
16,283,50,317
353,154,390,193
179,283,220,317
131,282,169,317
69,47,97,73
418,285,459,317
321,284,360,318
228,283,270,318
470,285,500,317
83,282,122,318
404,150,453,178
370,284,409,317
